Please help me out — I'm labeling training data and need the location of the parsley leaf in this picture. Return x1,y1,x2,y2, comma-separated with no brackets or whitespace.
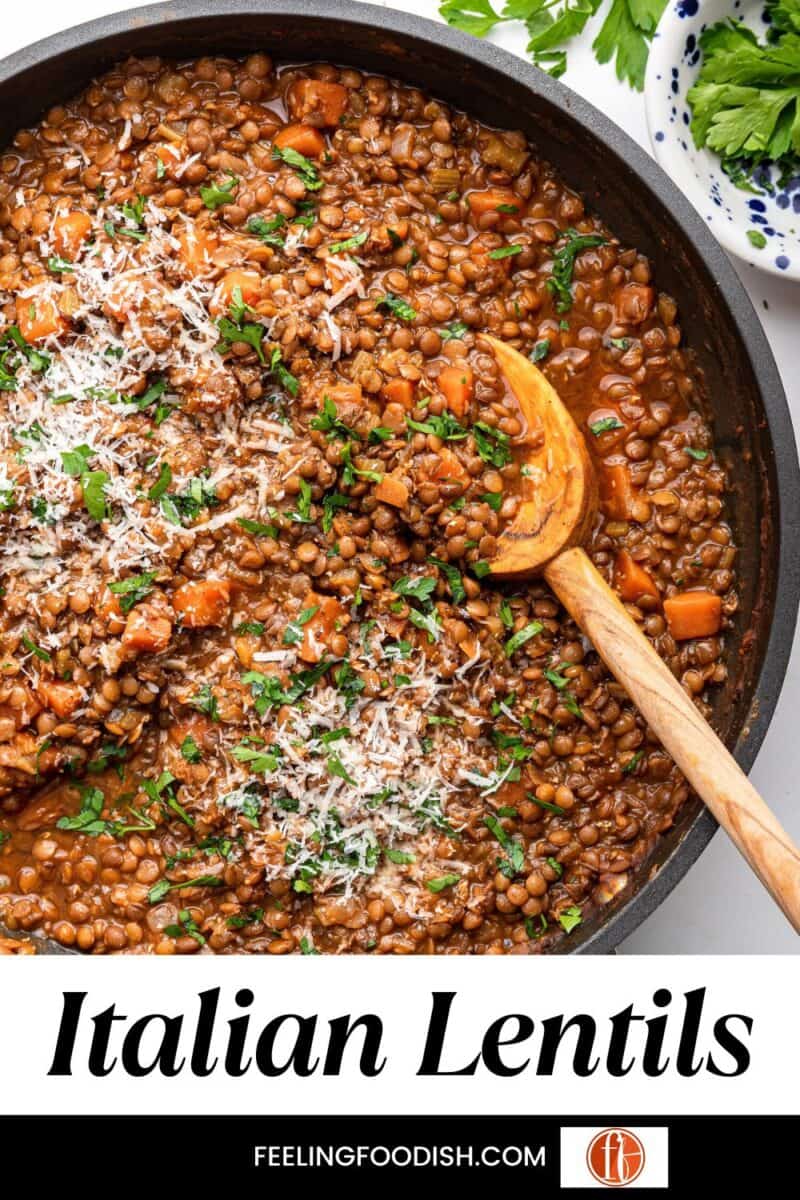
473,421,512,468
504,620,544,656
200,173,238,211
376,292,417,321
272,145,323,190
428,556,466,604
547,228,607,313
425,873,460,893
109,571,157,613
248,212,286,248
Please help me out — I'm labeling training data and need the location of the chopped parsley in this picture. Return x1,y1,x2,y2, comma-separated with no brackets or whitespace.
109,571,157,613
200,173,238,210
425,873,460,893
589,415,624,436
547,228,607,313
406,411,468,441
328,230,368,254
21,632,51,662
440,320,468,341
189,683,219,722
148,875,223,905
283,605,319,646
504,621,544,657
530,339,550,363
473,421,511,468
248,212,287,248
427,556,466,604
272,144,323,190
488,243,523,260
180,735,203,764
311,395,357,441
484,814,525,878
558,905,583,934
376,293,417,321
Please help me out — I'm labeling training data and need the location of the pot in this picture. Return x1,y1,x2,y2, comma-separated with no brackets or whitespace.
0,0,797,954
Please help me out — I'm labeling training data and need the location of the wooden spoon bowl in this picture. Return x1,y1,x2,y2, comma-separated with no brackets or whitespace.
485,334,800,934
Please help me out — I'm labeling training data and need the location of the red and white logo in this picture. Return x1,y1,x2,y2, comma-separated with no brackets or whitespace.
586,1128,646,1187
560,1126,668,1189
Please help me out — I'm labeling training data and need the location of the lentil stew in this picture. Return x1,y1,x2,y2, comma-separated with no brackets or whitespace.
0,53,737,955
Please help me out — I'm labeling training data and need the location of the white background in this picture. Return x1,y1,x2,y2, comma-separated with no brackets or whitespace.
0,957,795,1114
0,0,798,953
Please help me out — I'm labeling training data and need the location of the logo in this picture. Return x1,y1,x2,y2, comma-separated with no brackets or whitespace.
560,1126,668,1189
586,1128,646,1187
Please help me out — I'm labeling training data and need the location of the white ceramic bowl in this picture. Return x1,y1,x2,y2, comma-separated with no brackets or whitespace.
645,0,800,281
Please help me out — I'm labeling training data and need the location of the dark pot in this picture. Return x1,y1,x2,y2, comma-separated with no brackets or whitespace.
0,0,797,954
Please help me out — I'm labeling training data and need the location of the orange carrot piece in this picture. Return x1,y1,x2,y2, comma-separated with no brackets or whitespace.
274,123,325,158
122,608,173,653
36,681,83,720
374,474,409,508
438,364,474,418
288,79,349,127
467,189,521,219
298,593,348,664
15,295,66,343
382,378,415,410
52,210,92,259
422,447,469,486
212,269,262,314
598,462,637,520
178,226,219,273
614,551,660,604
172,580,232,628
664,591,722,641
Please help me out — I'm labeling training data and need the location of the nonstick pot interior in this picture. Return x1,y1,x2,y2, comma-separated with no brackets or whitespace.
0,0,797,954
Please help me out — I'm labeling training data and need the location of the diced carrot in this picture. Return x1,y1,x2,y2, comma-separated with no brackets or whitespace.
382,378,415,410
374,474,409,508
298,593,348,664
664,591,722,641
178,225,219,273
15,295,66,343
598,462,637,520
96,590,123,622
422,446,469,486
288,79,349,127
274,124,325,158
52,210,93,260
211,268,262,315
168,715,212,749
438,364,474,418
383,219,408,244
122,607,173,654
614,283,654,326
155,141,184,174
326,383,363,407
467,189,521,220
36,681,83,720
614,551,659,604
172,580,232,628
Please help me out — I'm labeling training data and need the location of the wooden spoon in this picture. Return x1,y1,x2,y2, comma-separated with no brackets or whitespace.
485,333,800,933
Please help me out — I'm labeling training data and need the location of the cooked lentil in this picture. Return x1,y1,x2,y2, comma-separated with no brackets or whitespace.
0,55,736,955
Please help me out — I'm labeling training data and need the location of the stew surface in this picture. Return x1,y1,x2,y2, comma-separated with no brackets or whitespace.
0,54,736,954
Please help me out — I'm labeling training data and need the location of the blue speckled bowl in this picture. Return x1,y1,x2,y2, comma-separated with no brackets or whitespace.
645,0,800,280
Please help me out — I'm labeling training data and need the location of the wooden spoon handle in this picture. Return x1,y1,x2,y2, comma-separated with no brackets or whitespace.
544,545,800,933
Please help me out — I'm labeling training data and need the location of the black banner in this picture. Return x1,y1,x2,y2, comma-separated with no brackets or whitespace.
3,1114,796,1186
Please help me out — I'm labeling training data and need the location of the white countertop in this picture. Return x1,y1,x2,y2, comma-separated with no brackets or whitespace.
4,0,798,952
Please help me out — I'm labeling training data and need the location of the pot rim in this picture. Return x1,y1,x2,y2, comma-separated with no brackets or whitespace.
0,0,797,955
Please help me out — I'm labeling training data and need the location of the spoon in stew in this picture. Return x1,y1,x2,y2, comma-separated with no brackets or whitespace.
485,333,800,933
